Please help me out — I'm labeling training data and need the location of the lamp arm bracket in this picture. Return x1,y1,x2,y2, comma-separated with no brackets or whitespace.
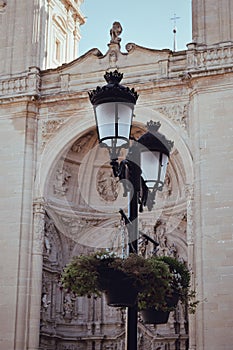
110,159,131,196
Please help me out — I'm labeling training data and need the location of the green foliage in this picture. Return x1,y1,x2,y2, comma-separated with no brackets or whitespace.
138,255,198,313
138,257,172,310
156,256,190,297
61,250,198,313
62,250,171,301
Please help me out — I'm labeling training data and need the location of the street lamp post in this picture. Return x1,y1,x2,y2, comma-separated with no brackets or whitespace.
89,70,173,350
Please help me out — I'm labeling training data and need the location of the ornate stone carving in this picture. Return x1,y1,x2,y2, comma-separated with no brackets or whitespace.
185,184,194,245
41,292,51,310
154,220,178,257
96,167,119,202
33,198,46,254
71,132,94,154
42,118,65,139
125,43,136,52
109,21,122,44
162,173,172,198
109,50,118,68
158,103,188,129
53,164,71,196
59,215,102,238
63,292,76,320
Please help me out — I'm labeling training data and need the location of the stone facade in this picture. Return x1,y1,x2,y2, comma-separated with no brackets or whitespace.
0,1,233,349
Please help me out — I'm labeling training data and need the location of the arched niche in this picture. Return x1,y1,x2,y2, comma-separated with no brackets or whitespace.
39,110,194,349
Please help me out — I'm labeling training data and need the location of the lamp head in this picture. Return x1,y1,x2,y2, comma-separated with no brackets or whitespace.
89,71,138,157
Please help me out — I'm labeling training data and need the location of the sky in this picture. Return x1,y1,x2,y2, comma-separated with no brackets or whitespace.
79,0,192,56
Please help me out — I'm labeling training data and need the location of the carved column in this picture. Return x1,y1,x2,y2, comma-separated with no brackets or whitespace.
185,184,196,350
27,198,45,350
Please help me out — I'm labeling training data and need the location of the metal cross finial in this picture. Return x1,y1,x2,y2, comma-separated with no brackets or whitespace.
170,13,180,51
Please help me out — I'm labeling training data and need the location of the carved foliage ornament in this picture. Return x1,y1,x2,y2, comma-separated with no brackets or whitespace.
158,103,188,129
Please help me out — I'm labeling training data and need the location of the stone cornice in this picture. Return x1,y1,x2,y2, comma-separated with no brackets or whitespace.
61,0,85,24
1,43,233,101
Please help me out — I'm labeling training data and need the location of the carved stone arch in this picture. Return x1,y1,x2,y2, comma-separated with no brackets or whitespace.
38,106,193,349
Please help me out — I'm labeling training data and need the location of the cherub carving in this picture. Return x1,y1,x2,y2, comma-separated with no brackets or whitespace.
110,21,122,43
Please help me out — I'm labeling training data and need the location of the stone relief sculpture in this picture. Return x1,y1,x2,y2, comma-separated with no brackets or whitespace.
163,173,172,198
41,292,51,310
71,132,94,154
158,103,188,129
97,168,119,201
53,164,71,196
40,212,189,349
110,22,122,43
154,220,178,257
109,50,118,68
63,292,76,320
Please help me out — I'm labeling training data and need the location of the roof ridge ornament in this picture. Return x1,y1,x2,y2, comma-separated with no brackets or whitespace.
109,21,123,44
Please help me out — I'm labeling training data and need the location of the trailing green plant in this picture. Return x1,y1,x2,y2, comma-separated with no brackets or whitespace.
138,255,198,313
61,250,198,313
137,256,173,310
61,250,116,297
61,250,172,306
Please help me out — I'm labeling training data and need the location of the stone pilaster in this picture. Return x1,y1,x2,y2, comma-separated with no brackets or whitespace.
27,198,45,350
185,184,196,350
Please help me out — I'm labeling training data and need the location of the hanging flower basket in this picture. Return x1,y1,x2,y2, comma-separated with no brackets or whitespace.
104,273,138,307
141,308,170,324
140,292,179,324
61,250,198,316
61,250,172,309
96,267,138,307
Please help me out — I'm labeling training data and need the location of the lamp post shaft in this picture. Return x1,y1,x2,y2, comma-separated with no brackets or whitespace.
125,151,140,350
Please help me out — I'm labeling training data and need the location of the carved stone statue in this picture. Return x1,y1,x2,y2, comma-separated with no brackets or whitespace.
63,292,75,320
110,22,122,43
97,169,118,201
53,165,71,196
154,220,178,257
41,293,51,310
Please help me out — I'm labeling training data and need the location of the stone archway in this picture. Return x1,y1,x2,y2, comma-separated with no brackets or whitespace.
38,116,193,349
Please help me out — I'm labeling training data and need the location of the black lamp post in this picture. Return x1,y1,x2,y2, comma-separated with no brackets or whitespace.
89,70,173,350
